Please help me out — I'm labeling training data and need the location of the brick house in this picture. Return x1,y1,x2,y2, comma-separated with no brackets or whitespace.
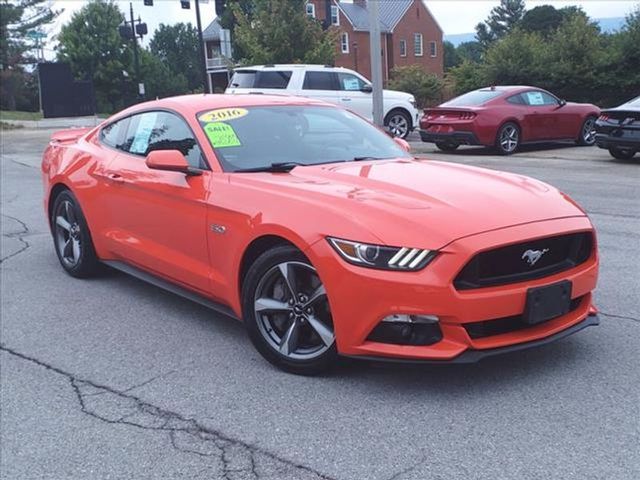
307,0,444,82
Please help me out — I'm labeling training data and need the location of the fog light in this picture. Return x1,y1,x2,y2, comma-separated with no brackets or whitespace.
370,314,442,346
382,314,439,324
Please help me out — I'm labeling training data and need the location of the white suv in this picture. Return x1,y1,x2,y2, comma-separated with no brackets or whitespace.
225,64,419,138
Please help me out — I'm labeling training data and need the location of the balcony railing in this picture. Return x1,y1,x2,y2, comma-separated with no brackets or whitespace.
206,56,229,69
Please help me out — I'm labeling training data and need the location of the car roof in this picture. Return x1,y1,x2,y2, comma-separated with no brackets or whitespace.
111,93,333,120
476,86,544,94
233,64,351,71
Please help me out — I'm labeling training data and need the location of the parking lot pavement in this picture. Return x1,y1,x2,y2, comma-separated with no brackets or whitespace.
1,128,639,480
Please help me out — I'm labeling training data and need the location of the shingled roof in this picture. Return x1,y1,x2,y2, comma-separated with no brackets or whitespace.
338,0,413,33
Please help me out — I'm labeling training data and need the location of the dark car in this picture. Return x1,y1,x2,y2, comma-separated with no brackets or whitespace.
595,96,640,160
419,86,600,155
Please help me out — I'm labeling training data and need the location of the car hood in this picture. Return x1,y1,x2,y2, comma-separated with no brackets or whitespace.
383,89,413,101
231,159,586,248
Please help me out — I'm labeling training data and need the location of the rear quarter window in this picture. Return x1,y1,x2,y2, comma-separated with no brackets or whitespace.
229,70,292,89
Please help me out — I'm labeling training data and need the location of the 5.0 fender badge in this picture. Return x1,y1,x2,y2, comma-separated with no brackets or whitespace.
210,224,226,234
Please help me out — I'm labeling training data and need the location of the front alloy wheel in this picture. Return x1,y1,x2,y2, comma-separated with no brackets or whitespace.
385,110,411,139
578,116,597,146
242,246,337,374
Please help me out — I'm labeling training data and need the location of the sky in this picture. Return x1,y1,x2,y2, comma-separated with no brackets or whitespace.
45,0,639,57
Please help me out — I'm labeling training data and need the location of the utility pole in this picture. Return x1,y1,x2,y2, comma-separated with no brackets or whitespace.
194,0,210,94
129,2,142,100
368,0,383,127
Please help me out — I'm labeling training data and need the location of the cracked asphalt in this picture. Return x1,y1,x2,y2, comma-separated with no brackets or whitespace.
1,128,639,480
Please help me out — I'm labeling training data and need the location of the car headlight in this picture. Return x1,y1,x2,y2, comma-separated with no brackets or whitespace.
328,237,436,271
409,97,417,108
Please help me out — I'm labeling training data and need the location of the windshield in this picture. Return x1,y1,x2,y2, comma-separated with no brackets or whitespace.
443,89,503,106
196,105,410,172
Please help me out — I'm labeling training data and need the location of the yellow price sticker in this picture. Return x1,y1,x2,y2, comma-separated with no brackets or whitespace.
198,108,248,123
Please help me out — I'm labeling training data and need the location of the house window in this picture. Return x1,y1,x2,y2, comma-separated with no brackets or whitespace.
340,32,349,54
429,41,437,57
331,5,339,25
414,33,423,56
306,3,315,18
399,39,406,57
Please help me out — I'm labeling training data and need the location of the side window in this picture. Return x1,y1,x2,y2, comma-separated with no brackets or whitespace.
123,111,205,169
399,39,407,57
302,71,338,90
254,71,292,89
524,91,558,106
507,94,526,105
337,73,365,91
100,117,129,149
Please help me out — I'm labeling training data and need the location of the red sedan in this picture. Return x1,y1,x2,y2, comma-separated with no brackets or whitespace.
420,86,600,155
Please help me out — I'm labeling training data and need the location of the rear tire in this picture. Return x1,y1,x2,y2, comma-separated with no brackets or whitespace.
495,122,520,155
576,115,597,146
435,142,459,152
241,245,337,375
608,147,636,160
51,190,101,278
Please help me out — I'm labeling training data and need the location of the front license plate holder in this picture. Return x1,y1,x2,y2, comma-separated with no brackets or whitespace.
523,280,572,325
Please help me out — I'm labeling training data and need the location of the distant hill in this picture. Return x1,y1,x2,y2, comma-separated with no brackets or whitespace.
444,17,626,46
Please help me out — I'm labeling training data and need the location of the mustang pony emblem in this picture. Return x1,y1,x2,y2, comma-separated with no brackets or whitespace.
521,248,549,266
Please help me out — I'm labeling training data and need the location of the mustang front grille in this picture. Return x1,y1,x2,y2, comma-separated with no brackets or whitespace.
454,232,593,290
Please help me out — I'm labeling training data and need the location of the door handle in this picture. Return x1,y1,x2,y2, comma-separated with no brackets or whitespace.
107,173,124,184
341,98,351,102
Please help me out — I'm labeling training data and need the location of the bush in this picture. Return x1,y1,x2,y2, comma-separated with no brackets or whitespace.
387,65,443,108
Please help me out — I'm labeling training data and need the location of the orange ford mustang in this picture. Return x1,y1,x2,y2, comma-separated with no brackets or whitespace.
42,94,599,374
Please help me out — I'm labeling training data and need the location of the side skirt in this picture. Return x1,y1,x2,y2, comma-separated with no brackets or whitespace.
102,260,239,321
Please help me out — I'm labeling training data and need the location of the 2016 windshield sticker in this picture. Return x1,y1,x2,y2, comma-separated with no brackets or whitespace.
204,122,242,148
199,108,248,123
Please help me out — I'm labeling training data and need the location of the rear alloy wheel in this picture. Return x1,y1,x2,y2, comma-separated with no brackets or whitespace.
385,110,411,139
51,190,100,278
435,142,460,152
242,246,337,375
608,147,636,160
577,116,597,146
495,122,520,155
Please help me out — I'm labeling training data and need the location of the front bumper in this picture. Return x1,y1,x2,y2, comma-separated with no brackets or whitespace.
309,217,598,362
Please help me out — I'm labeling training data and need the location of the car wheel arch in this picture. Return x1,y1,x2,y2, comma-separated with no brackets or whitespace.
384,107,413,129
48,183,72,229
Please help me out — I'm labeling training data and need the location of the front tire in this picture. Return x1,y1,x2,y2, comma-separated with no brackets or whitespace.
385,109,411,139
577,116,597,146
608,147,636,160
241,245,337,375
495,122,520,155
51,190,100,278
435,142,460,152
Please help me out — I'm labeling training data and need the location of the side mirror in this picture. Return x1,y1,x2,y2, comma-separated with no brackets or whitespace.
393,137,411,152
360,84,373,93
558,99,567,107
145,150,201,176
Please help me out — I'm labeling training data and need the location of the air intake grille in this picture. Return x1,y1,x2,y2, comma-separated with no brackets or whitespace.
455,232,593,290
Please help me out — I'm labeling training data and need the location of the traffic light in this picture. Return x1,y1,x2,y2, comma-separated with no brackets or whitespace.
135,23,148,37
118,24,133,40
215,0,226,16
143,0,153,5
181,0,190,9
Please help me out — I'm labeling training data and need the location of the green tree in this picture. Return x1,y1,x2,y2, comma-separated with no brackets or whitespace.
217,0,254,61
1,0,58,110
57,0,132,112
139,49,188,99
520,5,564,36
149,22,202,92
447,60,486,96
443,40,460,71
231,0,337,65
388,65,443,108
456,41,483,63
475,0,526,48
